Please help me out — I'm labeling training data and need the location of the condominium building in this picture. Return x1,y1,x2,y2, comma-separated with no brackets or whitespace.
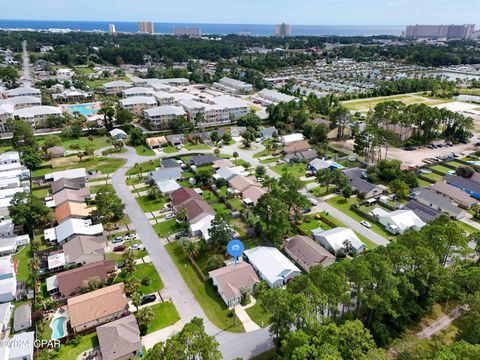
3,87,41,99
108,24,116,34
14,106,62,127
153,91,176,106
121,87,155,98
275,23,291,37
138,21,154,34
143,106,186,130
103,80,133,96
213,77,253,94
119,96,157,116
173,27,201,36
404,24,476,40
0,96,41,110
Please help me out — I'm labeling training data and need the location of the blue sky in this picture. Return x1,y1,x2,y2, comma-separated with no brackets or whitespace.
1,0,479,25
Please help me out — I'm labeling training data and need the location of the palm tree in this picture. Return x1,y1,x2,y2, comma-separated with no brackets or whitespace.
179,237,199,259
104,222,115,238
122,249,136,274
316,168,332,192
136,306,154,329
233,151,239,165
131,291,143,311
28,257,40,284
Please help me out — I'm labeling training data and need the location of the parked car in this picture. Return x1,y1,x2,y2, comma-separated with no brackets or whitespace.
112,237,123,244
360,221,372,228
140,294,156,306
308,198,319,206
130,244,141,250
117,261,126,269
302,208,312,214
175,231,188,239
125,233,137,240
165,213,176,220
114,223,120,230
113,245,125,252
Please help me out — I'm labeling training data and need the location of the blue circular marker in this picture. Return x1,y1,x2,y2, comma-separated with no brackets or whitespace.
227,239,244,267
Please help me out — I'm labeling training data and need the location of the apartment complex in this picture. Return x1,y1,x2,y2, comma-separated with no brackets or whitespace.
174,27,201,36
213,77,253,94
275,23,292,37
108,24,116,34
143,106,187,129
405,24,476,40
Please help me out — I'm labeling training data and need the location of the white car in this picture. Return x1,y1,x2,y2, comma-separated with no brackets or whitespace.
125,234,137,240
308,198,318,206
129,244,141,250
165,213,176,220
360,221,372,228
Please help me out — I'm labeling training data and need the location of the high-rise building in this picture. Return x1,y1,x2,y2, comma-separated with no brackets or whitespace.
108,24,116,34
138,21,154,34
404,24,475,40
275,23,292,37
173,27,201,37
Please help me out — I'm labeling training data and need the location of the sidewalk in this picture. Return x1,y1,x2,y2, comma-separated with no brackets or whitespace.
460,217,480,231
142,321,184,350
233,296,261,333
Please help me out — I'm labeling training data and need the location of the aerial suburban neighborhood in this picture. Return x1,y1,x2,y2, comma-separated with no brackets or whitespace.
0,2,479,359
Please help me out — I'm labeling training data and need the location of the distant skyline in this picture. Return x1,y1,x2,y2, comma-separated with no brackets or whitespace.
1,0,479,25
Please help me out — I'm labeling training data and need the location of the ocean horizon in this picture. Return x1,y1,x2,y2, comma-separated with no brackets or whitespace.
0,19,404,37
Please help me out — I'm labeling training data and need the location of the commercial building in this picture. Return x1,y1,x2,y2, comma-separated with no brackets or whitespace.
404,24,475,40
256,89,296,104
213,77,253,94
138,21,154,34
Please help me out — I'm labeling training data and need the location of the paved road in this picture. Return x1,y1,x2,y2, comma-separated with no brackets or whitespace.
109,147,273,359
21,40,31,87
417,306,463,339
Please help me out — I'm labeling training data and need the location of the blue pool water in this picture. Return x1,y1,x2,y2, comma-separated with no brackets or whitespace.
66,103,98,116
51,316,67,339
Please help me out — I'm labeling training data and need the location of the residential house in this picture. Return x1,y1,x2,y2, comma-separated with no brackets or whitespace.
209,263,260,306
0,256,16,303
150,167,182,184
166,134,185,146
189,154,219,167
156,179,181,194
13,303,31,332
259,127,277,140
308,158,344,172
54,201,92,223
444,174,480,200
7,331,35,360
170,187,202,210
161,158,181,168
405,200,442,223
47,251,66,271
62,235,107,265
97,315,142,360
213,159,234,169
13,106,62,127
178,198,216,240
146,136,168,149
285,150,318,163
4,87,40,98
44,218,104,244
45,168,86,183
410,187,466,219
241,186,267,206
349,178,385,199
280,133,304,145
284,140,311,155
431,181,477,209
52,188,90,207
313,227,366,255
67,283,129,333
284,235,336,271
214,166,245,181
53,260,115,298
377,209,426,234
244,246,301,288
0,302,12,332
228,175,260,194
109,129,127,140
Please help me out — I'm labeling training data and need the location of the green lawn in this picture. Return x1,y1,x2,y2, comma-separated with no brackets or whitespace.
456,220,478,235
228,198,244,211
271,163,306,177
185,143,210,151
202,190,219,202
32,157,126,177
297,218,330,234
13,245,32,285
144,302,181,334
115,263,164,294
37,134,110,151
342,94,450,112
417,178,433,188
211,202,231,216
233,159,250,167
165,242,244,332
135,145,155,156
260,156,281,165
153,219,180,237
106,240,147,261
253,149,271,158
309,185,337,197
136,195,168,213
126,176,147,186
126,159,160,176
251,349,277,360
430,164,454,175
50,332,99,360
245,298,270,328
326,196,392,241
32,187,50,198
163,145,177,153
422,172,445,182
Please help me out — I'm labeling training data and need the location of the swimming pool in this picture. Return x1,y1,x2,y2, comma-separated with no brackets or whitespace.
66,103,99,116
51,316,67,340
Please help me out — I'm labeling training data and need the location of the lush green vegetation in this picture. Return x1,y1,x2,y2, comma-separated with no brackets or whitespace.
144,302,180,334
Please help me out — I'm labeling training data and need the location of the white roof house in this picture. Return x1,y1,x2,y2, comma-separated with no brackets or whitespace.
156,179,181,194
0,302,12,332
189,214,215,241
8,331,35,360
121,86,155,97
313,227,366,255
0,256,15,303
378,209,426,234
45,168,86,182
109,128,127,139
214,166,245,181
244,246,300,288
47,252,66,270
46,218,104,244
0,152,20,165
280,133,304,145
258,89,296,103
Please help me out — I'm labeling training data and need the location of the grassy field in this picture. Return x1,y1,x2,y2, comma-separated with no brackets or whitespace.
458,88,480,96
326,196,393,240
165,242,244,332
13,245,32,286
430,164,454,175
144,302,181,334
153,219,180,237
342,94,450,112
36,134,110,151
32,156,126,177
115,263,164,294
136,195,168,213
51,332,99,360
422,171,445,182
135,145,155,156
185,143,210,151
271,163,307,178
126,159,161,176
